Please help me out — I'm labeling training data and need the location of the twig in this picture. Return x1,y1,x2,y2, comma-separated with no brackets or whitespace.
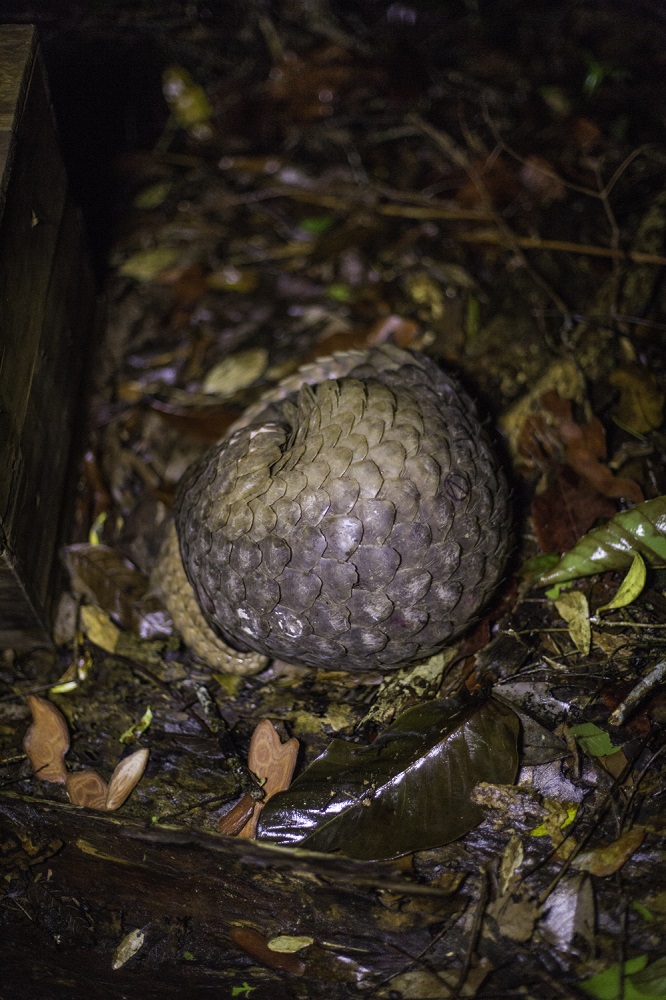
608,658,666,726
211,179,666,266
450,868,489,999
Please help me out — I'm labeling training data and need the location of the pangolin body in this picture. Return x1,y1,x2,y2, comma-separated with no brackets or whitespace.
165,345,511,673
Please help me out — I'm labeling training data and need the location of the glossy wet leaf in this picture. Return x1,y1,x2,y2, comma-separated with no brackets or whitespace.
536,496,666,587
257,698,520,860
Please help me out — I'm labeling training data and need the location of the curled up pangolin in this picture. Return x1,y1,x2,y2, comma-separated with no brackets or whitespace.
154,344,511,675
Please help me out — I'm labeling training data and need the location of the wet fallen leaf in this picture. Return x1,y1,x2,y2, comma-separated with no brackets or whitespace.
555,590,591,654
202,348,268,397
568,723,624,758
163,65,212,132
596,551,647,613
111,927,145,970
258,698,519,860
79,604,121,654
63,544,148,629
267,935,314,954
118,246,180,282
630,956,666,998
573,826,645,877
66,769,109,810
580,954,648,999
119,708,153,745
610,366,665,435
133,181,172,209
536,496,666,586
486,892,541,943
530,799,578,846
23,695,70,783
106,748,150,811
499,833,524,894
239,719,299,839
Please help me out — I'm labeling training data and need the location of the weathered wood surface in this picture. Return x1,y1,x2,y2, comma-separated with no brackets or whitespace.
0,25,97,650
0,790,460,999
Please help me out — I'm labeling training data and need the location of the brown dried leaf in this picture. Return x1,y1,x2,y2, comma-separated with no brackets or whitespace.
106,748,150,811
63,544,148,629
556,410,643,503
572,826,645,877
519,392,643,505
531,469,617,554
239,720,299,839
456,156,521,210
23,695,70,783
66,769,109,810
148,397,241,444
519,155,566,203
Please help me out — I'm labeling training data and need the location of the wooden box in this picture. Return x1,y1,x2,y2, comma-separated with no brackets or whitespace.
0,25,97,650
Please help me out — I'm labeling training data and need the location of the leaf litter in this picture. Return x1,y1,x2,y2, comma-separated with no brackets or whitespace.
2,4,666,995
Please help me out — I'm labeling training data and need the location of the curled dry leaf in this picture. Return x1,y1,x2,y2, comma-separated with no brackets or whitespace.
66,769,109,810
106,748,150,811
23,695,70,783
239,719,299,839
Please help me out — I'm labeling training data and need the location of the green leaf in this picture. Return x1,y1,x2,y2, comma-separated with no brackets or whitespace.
580,956,647,1000
596,551,647,613
257,698,520,861
537,496,666,587
300,215,334,234
631,957,666,997
569,723,623,757
118,246,180,282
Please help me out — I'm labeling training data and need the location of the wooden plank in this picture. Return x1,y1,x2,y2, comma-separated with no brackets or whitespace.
0,26,96,648
0,790,451,999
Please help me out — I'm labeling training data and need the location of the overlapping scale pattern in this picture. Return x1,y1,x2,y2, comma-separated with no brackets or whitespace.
175,345,511,671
